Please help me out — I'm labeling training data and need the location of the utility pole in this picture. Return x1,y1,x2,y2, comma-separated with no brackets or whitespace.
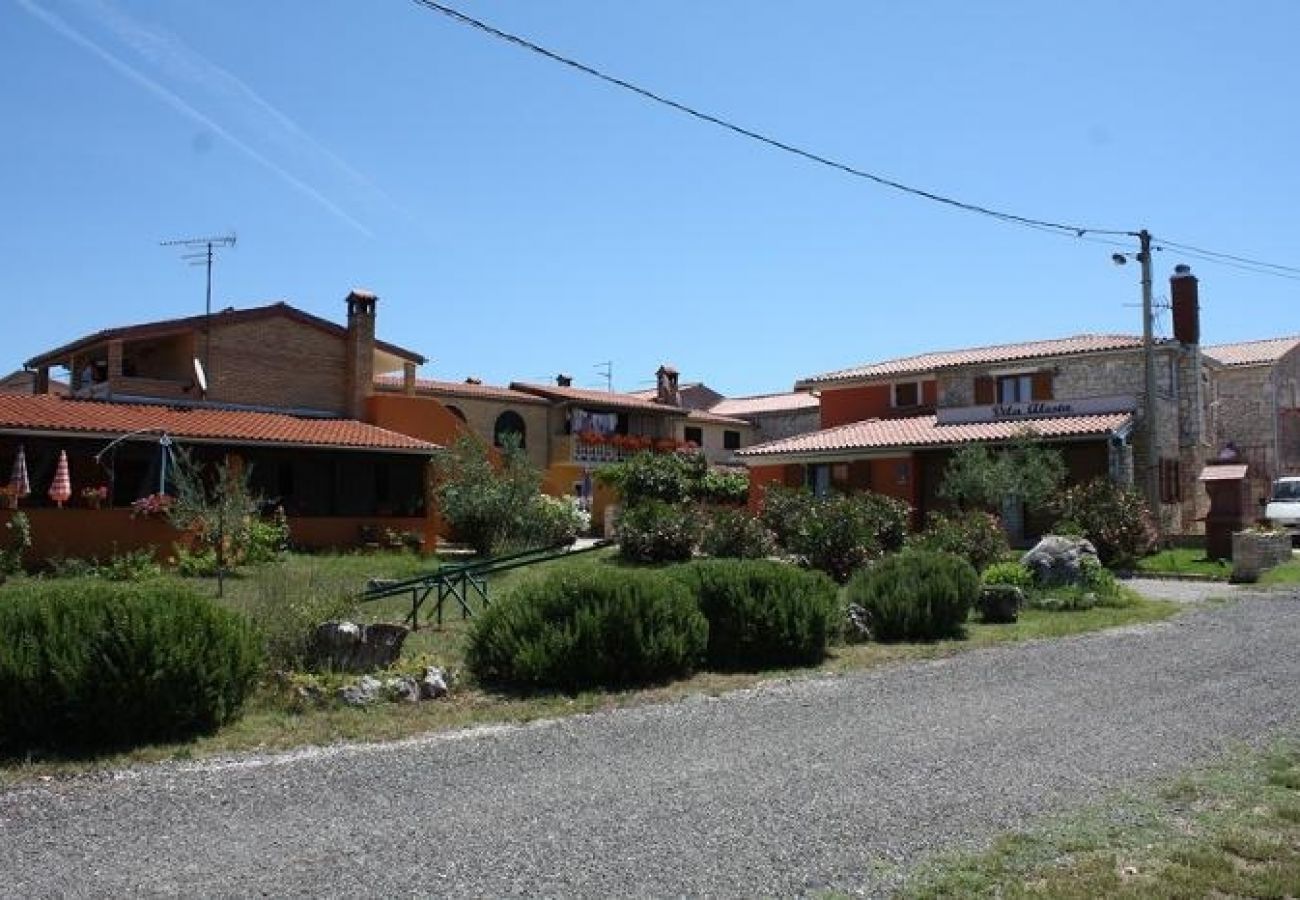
160,233,237,377
594,361,613,392
1139,229,1161,527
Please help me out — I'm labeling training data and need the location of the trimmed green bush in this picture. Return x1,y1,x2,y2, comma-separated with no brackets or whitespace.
699,507,776,560
465,566,707,691
672,559,839,670
0,580,262,753
910,510,1010,574
616,500,701,563
845,549,978,642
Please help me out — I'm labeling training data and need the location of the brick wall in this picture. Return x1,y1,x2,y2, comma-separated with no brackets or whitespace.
207,317,349,413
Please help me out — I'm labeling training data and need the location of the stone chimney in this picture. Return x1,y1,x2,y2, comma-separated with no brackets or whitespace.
1170,265,1200,346
345,289,377,419
556,373,573,387
655,364,680,406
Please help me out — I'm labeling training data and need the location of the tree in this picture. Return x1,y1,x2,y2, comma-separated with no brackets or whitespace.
939,430,1065,519
167,446,259,597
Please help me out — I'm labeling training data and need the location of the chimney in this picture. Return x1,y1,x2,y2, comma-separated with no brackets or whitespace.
345,289,377,419
655,364,680,406
1170,265,1200,346
556,373,573,387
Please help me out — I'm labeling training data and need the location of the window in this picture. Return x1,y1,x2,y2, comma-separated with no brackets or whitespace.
997,374,1033,404
892,381,920,407
723,430,741,450
806,463,830,497
1159,458,1182,504
684,426,703,446
493,410,526,448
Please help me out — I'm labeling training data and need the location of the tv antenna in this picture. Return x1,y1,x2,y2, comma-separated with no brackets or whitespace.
160,232,236,375
594,360,613,392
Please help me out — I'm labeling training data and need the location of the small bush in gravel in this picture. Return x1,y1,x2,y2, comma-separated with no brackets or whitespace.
0,580,261,753
616,500,701,564
465,566,707,691
699,507,776,560
671,559,839,670
845,549,978,642
909,510,1010,575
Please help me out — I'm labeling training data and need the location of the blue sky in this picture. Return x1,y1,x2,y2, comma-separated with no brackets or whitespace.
4,1,1297,396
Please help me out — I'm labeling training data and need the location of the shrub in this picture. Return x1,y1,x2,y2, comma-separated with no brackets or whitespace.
939,433,1065,520
1,512,32,575
616,500,701,563
671,559,838,670
1051,479,1157,567
767,490,911,583
45,555,99,579
516,495,590,549
910,510,1010,574
0,580,261,753
699,507,776,559
171,544,219,577
465,566,707,690
759,486,817,549
697,468,749,505
981,560,1034,590
599,451,749,506
244,507,291,565
434,434,559,555
845,549,978,642
99,546,163,582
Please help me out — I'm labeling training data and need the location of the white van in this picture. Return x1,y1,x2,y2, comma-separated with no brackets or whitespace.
1264,477,1300,542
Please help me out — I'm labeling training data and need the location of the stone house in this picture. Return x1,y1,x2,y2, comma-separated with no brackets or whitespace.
1202,335,1300,511
738,267,1258,539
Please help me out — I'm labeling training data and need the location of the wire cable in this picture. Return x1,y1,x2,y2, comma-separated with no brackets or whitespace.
1150,237,1300,276
408,0,1135,240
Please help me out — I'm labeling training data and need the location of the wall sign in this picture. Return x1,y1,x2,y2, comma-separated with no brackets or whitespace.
936,394,1136,425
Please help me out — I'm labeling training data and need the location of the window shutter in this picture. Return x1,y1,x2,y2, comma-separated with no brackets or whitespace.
974,376,994,405
1031,371,1054,401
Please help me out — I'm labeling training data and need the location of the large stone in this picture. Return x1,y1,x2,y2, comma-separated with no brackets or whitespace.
311,621,410,673
419,666,450,700
1021,535,1100,587
338,675,383,707
843,603,872,644
384,676,421,703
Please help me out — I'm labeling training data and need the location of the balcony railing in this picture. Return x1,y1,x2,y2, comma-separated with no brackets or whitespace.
557,433,690,465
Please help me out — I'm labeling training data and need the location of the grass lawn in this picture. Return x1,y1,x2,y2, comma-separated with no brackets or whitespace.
901,739,1300,898
0,551,1181,784
1134,547,1232,580
1259,555,1300,587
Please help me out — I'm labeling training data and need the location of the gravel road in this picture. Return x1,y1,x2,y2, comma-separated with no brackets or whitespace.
4,592,1300,898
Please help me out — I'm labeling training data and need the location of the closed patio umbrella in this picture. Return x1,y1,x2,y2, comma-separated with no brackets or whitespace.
48,449,71,508
9,445,31,499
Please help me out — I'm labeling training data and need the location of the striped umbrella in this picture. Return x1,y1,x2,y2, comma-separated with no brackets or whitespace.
9,445,31,499
48,449,71,508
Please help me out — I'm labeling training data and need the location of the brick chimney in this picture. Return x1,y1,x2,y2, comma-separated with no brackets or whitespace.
345,289,377,419
655,364,680,406
556,373,573,387
1170,265,1200,346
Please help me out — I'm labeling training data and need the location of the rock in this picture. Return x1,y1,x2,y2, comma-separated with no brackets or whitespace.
844,603,872,643
419,666,450,700
1021,535,1100,587
338,675,383,706
311,621,410,673
385,676,421,703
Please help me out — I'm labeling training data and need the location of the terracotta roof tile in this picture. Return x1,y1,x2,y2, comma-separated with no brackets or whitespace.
0,395,436,453
737,412,1133,459
711,392,820,416
510,382,687,414
1203,336,1300,367
374,376,549,405
796,334,1145,388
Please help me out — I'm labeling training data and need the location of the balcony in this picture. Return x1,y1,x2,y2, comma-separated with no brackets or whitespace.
553,433,689,466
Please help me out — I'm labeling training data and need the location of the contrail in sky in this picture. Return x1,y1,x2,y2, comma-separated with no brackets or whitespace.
16,0,377,237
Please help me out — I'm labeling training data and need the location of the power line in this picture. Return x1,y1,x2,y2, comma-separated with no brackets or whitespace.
1151,237,1300,276
410,2,1300,281
408,0,1133,240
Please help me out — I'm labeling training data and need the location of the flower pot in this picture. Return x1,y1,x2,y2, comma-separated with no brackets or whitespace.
977,585,1023,624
